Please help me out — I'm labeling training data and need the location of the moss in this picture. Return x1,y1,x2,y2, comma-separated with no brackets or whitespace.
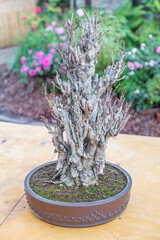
29,163,127,203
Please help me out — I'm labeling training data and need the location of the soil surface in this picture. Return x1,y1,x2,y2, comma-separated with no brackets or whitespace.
29,163,127,203
0,64,160,137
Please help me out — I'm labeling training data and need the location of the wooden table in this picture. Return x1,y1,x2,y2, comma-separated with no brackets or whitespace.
0,122,160,240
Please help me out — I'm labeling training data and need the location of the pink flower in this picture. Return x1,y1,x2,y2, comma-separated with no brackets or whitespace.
60,43,67,48
134,62,143,69
32,29,36,33
156,46,160,54
149,34,153,39
56,6,61,9
61,69,67,74
51,21,57,27
29,69,36,77
77,9,84,17
34,62,39,66
43,65,49,69
43,57,50,65
44,33,48,37
46,25,53,31
36,51,43,60
28,49,32,54
127,61,134,70
45,3,50,8
39,60,43,65
21,56,26,64
52,43,57,48
23,16,28,20
32,23,37,28
47,44,50,48
21,65,29,73
48,53,53,59
54,58,58,62
50,48,56,54
42,57,51,69
33,7,42,14
55,27,65,35
35,67,41,72
64,8,68,11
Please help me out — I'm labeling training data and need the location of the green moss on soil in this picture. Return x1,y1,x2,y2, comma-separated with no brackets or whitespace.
29,163,127,203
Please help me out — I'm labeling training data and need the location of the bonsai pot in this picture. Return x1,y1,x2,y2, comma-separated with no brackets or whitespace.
24,161,132,228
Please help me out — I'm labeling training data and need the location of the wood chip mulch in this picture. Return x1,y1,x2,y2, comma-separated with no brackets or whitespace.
0,64,160,137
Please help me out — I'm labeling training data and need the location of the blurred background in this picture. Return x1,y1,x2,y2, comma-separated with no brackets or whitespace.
0,0,160,136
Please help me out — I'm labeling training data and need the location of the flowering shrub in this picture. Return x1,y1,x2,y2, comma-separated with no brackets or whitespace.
12,26,67,84
11,5,94,87
9,0,160,111
118,35,160,110
10,2,68,86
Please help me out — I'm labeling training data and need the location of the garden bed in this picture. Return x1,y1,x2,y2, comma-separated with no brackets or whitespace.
0,64,160,137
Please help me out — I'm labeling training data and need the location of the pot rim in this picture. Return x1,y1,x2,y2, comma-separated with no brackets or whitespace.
24,161,132,207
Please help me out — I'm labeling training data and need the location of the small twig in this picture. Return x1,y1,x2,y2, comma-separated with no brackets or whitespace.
52,169,62,180
42,180,63,184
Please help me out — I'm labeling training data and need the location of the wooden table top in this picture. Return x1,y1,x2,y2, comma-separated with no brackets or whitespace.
0,122,160,240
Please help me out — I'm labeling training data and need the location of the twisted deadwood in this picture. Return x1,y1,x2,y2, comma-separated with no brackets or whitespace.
41,10,130,187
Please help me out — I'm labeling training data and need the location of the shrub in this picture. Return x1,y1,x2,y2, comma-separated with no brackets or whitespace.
9,2,68,85
11,2,141,85
147,74,160,105
9,0,160,112
118,35,160,110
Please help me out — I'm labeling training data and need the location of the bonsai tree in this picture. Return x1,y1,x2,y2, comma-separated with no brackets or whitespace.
41,10,130,187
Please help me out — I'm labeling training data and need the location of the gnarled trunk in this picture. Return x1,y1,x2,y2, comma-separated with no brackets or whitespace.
55,138,108,187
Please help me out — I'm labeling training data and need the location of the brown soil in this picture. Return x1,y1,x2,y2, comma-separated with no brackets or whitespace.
29,163,127,203
0,64,160,136
0,64,51,120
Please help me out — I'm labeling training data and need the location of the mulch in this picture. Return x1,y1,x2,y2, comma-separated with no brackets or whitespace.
0,64,160,137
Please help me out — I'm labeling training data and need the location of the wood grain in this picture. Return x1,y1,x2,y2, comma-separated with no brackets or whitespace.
0,122,160,239
0,0,37,48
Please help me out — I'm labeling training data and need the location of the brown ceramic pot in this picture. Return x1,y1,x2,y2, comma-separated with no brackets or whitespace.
24,161,132,228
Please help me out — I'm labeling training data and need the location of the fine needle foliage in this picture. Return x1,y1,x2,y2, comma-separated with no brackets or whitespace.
41,10,130,187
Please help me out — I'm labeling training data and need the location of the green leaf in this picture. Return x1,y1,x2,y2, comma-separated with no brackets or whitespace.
154,0,160,12
19,77,28,83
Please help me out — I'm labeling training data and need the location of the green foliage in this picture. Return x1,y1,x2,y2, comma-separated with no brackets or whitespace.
10,0,160,111
142,0,160,15
115,0,146,31
118,36,160,111
9,2,68,85
96,12,138,76
147,75,160,105
62,5,140,76
37,0,69,10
